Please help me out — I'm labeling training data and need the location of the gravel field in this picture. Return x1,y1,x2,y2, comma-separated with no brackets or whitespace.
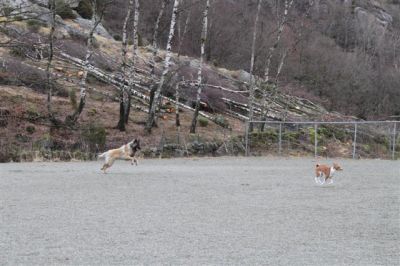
0,157,399,265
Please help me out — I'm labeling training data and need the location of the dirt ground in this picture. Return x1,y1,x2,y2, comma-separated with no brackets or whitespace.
0,157,399,265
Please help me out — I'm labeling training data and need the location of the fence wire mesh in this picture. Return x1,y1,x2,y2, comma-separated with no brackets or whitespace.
245,121,399,160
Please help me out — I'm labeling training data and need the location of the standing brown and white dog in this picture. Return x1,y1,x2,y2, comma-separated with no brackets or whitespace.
315,162,343,184
98,139,141,173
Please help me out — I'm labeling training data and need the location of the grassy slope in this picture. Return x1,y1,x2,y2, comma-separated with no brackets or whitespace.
0,18,396,161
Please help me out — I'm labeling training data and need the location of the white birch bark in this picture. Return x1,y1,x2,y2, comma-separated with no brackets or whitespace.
117,0,134,130
124,0,140,124
248,0,262,131
46,0,56,123
259,0,293,129
177,1,192,58
189,0,209,134
145,0,180,134
59,52,222,124
122,0,134,77
67,0,102,124
148,0,167,113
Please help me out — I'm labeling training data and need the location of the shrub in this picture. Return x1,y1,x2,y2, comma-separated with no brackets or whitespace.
113,34,122,41
15,133,30,143
214,115,229,128
26,125,36,134
318,125,348,142
373,134,389,146
26,19,45,32
14,15,24,21
81,122,106,152
198,117,209,127
10,46,26,58
249,130,279,148
308,127,322,145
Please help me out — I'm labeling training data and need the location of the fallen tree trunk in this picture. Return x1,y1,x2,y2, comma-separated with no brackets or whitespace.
57,52,220,124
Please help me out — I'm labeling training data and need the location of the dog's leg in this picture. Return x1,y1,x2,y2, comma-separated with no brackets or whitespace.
319,174,325,184
101,163,109,174
125,156,138,166
124,156,135,165
102,157,115,173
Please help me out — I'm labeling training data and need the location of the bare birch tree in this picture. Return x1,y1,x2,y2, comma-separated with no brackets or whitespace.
66,0,107,125
189,0,210,134
145,0,179,134
125,0,140,124
116,0,139,131
116,0,134,131
46,0,56,124
248,0,262,132
148,0,168,114
177,1,192,58
259,0,293,130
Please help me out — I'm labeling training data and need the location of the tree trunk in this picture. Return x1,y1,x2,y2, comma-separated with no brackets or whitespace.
124,0,140,124
189,0,210,134
248,0,262,132
259,0,293,131
46,0,57,124
175,80,181,127
177,1,192,58
116,97,126,131
116,0,134,131
148,0,168,115
66,0,101,125
145,0,179,134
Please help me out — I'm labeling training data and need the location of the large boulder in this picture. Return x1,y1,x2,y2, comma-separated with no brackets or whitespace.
354,7,392,28
353,0,393,28
73,17,112,39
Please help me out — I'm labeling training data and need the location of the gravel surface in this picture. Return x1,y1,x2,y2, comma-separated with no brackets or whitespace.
0,157,399,265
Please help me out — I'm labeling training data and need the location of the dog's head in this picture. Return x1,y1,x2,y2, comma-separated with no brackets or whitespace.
333,163,343,171
129,139,141,155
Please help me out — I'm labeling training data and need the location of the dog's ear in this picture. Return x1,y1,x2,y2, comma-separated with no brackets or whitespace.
136,139,141,149
130,139,141,149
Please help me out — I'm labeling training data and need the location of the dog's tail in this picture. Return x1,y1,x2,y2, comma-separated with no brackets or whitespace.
98,152,107,158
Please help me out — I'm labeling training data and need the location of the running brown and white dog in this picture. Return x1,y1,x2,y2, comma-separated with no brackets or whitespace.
98,139,141,173
315,162,343,184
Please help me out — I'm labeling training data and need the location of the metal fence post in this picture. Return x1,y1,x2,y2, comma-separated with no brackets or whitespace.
314,123,318,158
352,123,357,159
245,120,249,156
392,122,397,160
278,123,282,155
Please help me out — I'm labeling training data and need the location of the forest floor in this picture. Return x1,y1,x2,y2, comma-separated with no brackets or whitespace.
1,157,399,265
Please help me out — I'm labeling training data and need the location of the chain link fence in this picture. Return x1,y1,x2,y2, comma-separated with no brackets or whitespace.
0,110,245,162
245,121,399,160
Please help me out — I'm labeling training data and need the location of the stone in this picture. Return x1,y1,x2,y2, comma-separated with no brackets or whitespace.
73,17,112,39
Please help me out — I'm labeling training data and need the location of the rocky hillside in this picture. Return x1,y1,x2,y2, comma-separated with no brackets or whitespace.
0,0,398,161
